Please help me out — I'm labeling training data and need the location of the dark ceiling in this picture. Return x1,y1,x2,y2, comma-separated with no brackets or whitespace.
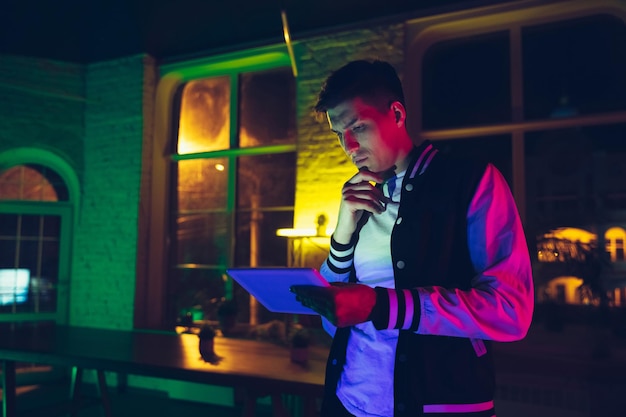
0,0,507,64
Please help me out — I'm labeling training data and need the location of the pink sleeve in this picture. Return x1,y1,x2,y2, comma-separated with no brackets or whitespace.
414,163,534,341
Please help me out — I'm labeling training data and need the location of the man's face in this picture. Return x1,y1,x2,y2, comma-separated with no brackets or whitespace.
326,97,400,174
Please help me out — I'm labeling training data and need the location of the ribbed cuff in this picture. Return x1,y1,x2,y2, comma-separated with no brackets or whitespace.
330,234,356,251
369,287,421,331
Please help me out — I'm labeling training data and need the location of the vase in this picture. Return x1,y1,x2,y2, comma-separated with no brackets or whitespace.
199,338,215,360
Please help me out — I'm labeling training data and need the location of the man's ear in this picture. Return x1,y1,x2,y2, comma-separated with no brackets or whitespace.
390,101,406,126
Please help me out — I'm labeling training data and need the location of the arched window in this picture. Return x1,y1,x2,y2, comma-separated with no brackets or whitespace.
0,150,77,324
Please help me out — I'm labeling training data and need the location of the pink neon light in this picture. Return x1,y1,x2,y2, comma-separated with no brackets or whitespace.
423,400,494,413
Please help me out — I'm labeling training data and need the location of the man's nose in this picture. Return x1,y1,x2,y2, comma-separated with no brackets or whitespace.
344,131,359,152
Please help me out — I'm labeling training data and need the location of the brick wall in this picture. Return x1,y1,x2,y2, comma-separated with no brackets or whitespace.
70,54,156,329
0,55,84,174
294,24,405,232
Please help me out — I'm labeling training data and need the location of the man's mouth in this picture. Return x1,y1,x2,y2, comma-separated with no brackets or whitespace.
353,156,367,166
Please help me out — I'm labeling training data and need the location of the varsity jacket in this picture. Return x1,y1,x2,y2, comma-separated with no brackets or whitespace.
320,141,533,417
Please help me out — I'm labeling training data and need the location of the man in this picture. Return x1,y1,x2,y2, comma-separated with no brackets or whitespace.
291,60,533,417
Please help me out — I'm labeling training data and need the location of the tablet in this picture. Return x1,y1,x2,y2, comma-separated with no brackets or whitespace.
226,267,329,314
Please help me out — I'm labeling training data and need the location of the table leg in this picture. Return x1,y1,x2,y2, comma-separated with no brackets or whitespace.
68,366,83,417
302,396,318,417
96,370,112,417
242,395,256,417
1,360,16,417
270,394,291,417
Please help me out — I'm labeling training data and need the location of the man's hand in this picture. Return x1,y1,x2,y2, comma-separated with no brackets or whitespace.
290,282,376,327
333,169,386,244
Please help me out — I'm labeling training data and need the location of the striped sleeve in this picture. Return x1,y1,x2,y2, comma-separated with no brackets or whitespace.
370,287,421,331
325,235,355,274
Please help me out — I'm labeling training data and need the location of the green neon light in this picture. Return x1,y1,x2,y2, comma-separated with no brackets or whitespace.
161,46,292,81
170,144,296,161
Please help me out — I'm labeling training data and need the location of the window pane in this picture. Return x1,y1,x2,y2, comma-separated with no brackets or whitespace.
422,31,511,129
20,214,42,237
234,210,293,267
177,158,229,211
525,123,626,235
237,153,296,209
167,268,226,325
0,165,65,202
432,135,512,184
523,14,626,120
239,68,296,147
174,212,230,266
177,76,231,154
235,153,295,266
0,213,60,314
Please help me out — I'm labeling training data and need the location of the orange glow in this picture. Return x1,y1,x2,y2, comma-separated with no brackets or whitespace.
177,77,231,155
543,276,584,303
544,227,595,244
0,165,58,201
605,227,626,262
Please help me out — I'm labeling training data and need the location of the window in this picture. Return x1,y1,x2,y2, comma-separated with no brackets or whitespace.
406,2,626,305
145,49,297,329
0,158,75,323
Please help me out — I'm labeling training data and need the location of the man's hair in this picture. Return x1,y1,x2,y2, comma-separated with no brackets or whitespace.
314,60,405,114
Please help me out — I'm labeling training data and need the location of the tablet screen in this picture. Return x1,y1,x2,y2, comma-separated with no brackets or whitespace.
226,267,329,314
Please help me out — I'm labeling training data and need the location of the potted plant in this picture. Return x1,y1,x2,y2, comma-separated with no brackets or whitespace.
289,327,311,364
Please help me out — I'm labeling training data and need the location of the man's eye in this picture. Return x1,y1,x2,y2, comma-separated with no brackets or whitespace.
353,125,364,132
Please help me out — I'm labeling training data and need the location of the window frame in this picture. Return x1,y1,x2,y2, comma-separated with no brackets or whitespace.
405,0,626,305
0,148,79,324
405,0,626,222
137,45,295,329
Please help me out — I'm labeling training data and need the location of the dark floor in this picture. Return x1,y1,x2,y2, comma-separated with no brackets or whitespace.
4,381,276,417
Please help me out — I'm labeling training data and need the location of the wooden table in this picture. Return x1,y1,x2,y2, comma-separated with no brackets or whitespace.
0,324,327,417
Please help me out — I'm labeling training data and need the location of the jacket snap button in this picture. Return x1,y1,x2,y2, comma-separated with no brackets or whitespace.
405,184,413,191
397,260,405,269
332,359,338,365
